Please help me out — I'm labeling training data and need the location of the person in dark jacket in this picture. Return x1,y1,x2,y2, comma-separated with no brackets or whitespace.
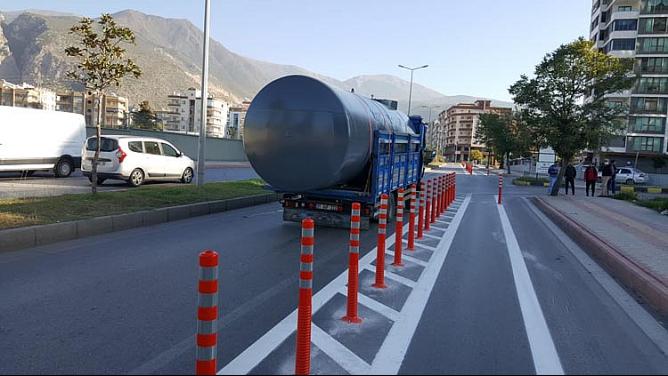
548,162,559,194
584,164,598,197
609,160,618,194
564,163,577,195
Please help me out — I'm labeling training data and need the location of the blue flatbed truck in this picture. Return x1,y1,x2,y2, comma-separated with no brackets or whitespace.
280,116,429,230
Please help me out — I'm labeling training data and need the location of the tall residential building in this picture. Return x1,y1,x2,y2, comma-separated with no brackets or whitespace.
438,100,511,162
164,88,229,138
591,0,668,158
0,80,56,111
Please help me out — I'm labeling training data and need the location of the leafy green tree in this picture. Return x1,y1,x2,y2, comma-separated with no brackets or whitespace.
132,101,162,131
509,38,634,196
476,113,531,173
66,14,142,193
470,150,484,163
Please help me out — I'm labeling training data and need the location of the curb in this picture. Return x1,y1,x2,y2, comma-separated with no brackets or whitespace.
0,193,281,254
532,197,668,316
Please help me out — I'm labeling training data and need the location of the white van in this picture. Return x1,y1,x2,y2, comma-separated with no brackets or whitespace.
0,106,86,177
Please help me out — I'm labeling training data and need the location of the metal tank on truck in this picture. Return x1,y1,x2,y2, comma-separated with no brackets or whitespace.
244,75,429,229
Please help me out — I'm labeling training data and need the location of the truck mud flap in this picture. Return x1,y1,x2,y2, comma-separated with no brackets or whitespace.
283,208,370,230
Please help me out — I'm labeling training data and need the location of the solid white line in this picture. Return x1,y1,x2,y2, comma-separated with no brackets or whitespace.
385,251,429,268
496,202,564,375
355,292,402,322
370,195,471,375
311,324,372,374
382,270,418,288
218,222,409,374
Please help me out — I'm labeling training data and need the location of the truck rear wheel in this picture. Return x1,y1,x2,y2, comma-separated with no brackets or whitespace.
54,158,74,178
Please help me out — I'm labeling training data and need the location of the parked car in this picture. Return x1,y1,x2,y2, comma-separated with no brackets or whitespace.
597,167,649,185
81,136,195,187
0,106,86,177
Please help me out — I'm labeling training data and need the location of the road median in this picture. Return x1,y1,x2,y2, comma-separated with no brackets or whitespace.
0,180,280,253
533,196,668,317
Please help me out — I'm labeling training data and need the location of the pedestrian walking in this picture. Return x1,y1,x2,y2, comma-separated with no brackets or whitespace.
584,164,598,197
600,159,613,197
548,162,559,194
564,163,576,195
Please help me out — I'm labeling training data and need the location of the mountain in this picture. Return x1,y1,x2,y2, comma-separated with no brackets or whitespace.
0,9,512,116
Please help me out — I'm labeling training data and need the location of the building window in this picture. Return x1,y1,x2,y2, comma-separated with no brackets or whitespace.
614,19,637,31
629,117,666,133
618,5,633,12
643,0,668,14
636,77,668,94
631,97,668,113
628,136,664,152
638,57,668,74
638,37,668,53
639,17,668,33
607,38,636,51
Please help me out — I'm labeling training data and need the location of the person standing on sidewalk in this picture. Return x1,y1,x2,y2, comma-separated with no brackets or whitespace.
584,164,598,197
564,163,577,195
609,160,618,195
600,159,613,197
548,162,559,194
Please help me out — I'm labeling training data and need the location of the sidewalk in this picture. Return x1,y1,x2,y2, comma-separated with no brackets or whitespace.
534,195,668,316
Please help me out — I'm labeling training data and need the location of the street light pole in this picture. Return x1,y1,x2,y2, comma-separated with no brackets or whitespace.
398,64,428,116
196,0,211,187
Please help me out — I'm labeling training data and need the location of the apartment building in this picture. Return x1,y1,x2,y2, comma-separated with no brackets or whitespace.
591,0,668,158
0,80,56,111
227,101,251,140
163,88,229,138
438,100,511,162
56,91,129,128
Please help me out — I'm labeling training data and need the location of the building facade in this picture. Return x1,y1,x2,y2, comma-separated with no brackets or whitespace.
438,100,511,162
0,80,56,111
163,88,229,138
227,101,251,140
591,0,668,157
56,91,129,128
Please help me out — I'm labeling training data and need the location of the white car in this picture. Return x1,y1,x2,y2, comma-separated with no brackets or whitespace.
81,136,195,187
615,167,649,185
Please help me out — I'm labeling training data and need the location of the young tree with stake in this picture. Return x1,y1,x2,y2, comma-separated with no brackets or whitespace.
66,14,141,193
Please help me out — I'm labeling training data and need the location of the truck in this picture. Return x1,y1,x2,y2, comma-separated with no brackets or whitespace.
243,75,429,229
0,106,86,177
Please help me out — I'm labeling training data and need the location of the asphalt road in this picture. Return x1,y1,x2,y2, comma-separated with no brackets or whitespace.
0,166,666,374
0,166,259,199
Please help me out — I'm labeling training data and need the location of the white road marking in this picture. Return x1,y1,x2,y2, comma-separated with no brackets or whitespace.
422,233,442,241
354,291,402,322
385,251,429,268
311,324,372,374
496,199,564,375
369,195,470,374
382,270,418,288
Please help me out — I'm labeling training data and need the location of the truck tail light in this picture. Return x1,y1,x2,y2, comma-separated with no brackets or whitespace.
117,147,127,163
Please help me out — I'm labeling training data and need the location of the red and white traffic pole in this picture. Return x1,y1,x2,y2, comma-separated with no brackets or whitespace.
374,194,388,289
498,175,503,205
295,218,315,375
417,182,425,239
440,176,445,215
407,184,417,251
424,180,431,231
431,179,437,224
196,250,219,376
393,188,405,267
343,203,362,324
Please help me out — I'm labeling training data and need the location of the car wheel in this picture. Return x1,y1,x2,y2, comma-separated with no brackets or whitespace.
626,179,635,185
128,169,145,187
181,167,194,184
54,158,74,178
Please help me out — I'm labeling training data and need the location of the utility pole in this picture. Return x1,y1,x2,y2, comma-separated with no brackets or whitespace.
196,0,211,187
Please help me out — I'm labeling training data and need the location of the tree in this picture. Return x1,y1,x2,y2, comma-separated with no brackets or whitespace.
66,14,142,193
476,112,532,174
132,101,162,131
470,150,484,163
509,38,634,196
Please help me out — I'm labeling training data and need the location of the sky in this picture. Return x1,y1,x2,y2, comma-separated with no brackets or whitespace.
0,0,591,102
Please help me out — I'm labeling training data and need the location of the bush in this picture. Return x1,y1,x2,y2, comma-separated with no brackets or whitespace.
515,176,549,184
637,198,668,212
613,192,638,202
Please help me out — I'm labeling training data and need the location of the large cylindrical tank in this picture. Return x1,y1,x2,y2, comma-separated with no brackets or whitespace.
244,75,417,192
